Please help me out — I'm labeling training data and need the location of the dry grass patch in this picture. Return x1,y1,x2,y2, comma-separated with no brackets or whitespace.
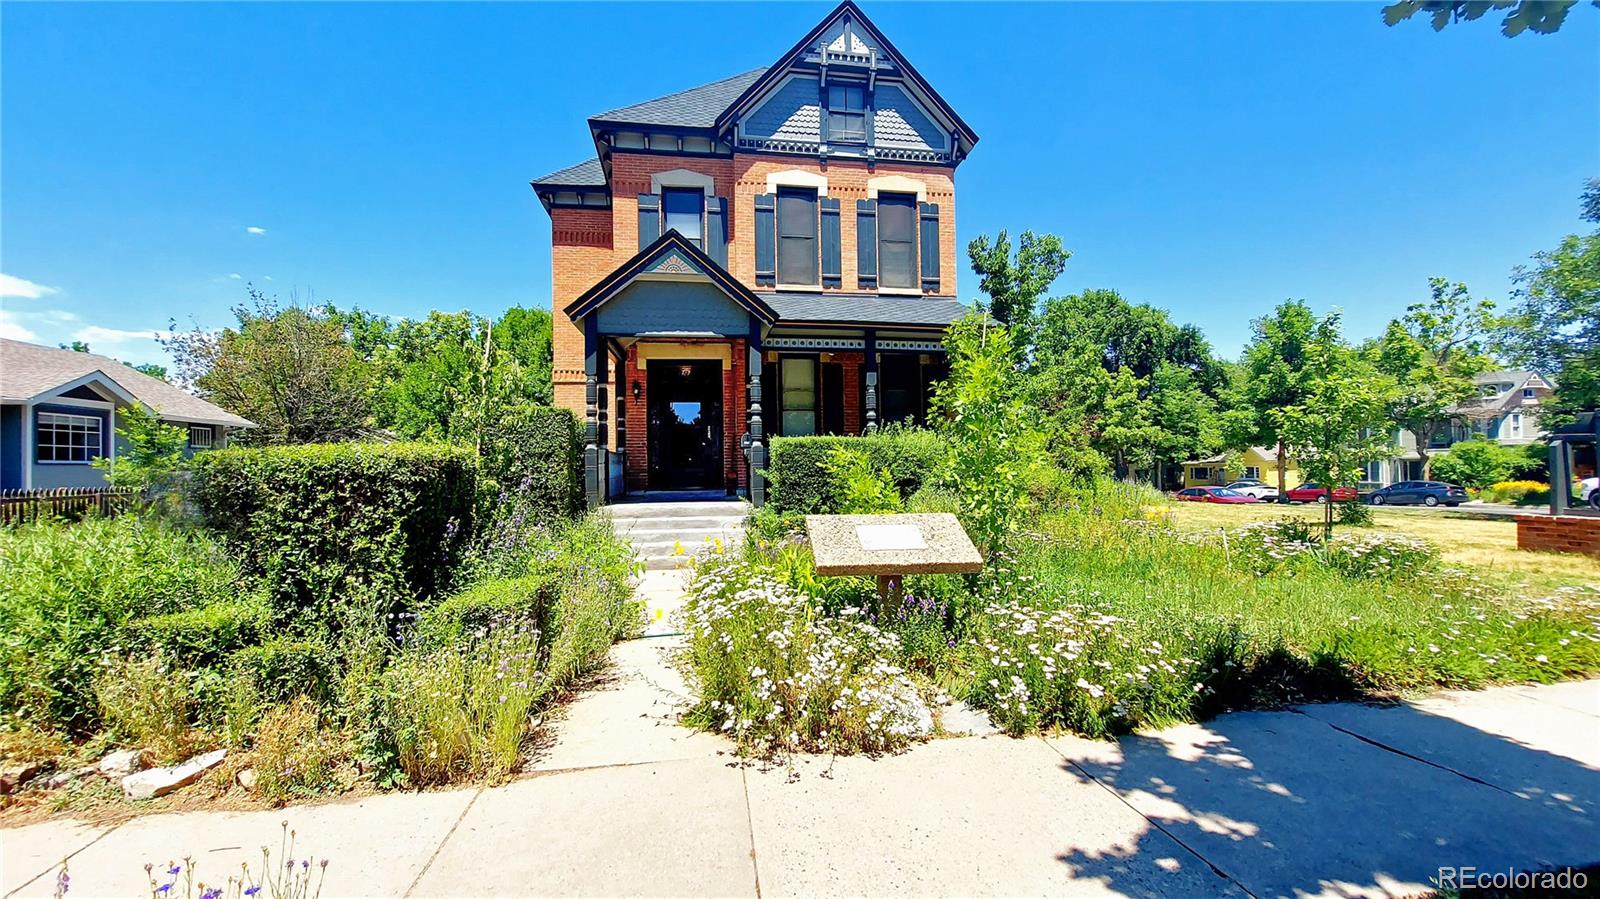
1162,501,1600,592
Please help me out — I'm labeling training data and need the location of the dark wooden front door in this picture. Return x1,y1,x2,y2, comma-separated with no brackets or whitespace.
647,360,723,490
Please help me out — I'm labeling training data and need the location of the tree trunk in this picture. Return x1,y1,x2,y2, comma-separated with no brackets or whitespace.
1417,444,1431,480
1276,439,1288,503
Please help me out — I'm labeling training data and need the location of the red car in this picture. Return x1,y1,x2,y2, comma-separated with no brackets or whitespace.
1284,482,1358,504
1176,487,1259,504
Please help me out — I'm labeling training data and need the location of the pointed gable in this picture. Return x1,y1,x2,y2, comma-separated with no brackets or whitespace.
719,1,978,163
565,231,777,330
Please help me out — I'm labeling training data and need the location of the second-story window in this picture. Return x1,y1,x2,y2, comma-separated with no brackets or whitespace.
827,84,866,143
777,187,819,286
661,188,704,248
878,192,917,289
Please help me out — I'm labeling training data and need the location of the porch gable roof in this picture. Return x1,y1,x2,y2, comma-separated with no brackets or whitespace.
564,230,779,325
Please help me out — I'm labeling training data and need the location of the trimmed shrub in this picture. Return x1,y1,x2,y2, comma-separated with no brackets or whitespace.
411,575,557,649
232,639,336,708
1430,439,1544,490
479,406,584,520
0,516,241,734
126,598,271,669
192,442,477,628
766,428,945,514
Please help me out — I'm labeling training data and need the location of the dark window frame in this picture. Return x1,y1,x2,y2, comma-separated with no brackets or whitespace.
827,83,867,144
777,353,820,437
877,192,918,290
776,187,820,287
661,187,705,249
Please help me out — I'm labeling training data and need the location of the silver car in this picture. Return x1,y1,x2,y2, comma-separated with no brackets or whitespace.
1224,479,1280,501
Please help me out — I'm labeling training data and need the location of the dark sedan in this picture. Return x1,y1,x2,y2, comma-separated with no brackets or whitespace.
1366,480,1469,507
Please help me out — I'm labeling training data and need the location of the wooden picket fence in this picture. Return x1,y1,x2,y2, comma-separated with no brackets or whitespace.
0,487,138,525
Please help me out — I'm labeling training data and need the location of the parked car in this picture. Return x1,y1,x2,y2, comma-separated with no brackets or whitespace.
1366,480,1469,507
1284,482,1358,504
1176,487,1259,504
1223,479,1279,500
1579,475,1599,509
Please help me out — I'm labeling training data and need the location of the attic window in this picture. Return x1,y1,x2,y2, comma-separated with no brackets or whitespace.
827,84,867,144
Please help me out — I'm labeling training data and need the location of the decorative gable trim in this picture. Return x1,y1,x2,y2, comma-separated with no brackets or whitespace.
564,230,778,325
716,1,978,160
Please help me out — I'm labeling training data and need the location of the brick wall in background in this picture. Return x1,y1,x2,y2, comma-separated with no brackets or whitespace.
1516,514,1600,558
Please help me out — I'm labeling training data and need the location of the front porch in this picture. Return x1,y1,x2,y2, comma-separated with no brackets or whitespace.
567,231,958,508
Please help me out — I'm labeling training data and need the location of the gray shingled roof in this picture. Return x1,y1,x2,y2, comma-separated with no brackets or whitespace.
530,157,607,188
762,293,968,327
591,68,768,128
0,338,255,428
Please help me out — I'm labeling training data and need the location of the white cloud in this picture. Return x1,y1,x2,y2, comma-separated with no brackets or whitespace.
245,226,267,236
0,310,39,341
75,325,161,345
0,273,61,300
228,273,243,280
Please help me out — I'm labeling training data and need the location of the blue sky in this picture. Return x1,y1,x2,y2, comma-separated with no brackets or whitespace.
2,2,1595,367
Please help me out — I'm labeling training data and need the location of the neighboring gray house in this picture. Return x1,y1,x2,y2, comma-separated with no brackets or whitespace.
0,338,254,490
1364,370,1556,487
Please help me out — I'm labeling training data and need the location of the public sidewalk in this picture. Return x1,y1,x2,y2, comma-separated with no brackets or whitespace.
4,570,1597,897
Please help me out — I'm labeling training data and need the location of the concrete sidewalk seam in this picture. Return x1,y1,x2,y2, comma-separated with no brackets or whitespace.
402,787,482,898
1039,737,1257,899
739,764,763,899
1289,708,1512,796
4,821,124,898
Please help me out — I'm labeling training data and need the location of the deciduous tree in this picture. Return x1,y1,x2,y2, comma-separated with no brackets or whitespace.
966,230,1071,333
1371,278,1496,477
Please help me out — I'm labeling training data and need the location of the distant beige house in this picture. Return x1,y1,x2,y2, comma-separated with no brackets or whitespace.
1182,446,1303,490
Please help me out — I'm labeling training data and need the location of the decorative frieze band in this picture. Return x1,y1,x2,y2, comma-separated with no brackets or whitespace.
767,337,866,350
877,340,945,352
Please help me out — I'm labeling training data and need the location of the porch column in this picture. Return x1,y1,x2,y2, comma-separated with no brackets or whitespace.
583,317,602,509
613,342,626,494
1550,440,1570,515
864,330,879,434
747,320,767,508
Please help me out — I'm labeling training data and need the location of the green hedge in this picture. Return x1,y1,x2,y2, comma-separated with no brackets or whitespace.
126,598,271,669
480,407,584,519
231,638,335,706
765,429,946,515
192,442,477,626
412,574,558,649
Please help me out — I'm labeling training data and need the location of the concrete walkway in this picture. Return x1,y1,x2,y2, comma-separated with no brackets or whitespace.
5,514,1598,897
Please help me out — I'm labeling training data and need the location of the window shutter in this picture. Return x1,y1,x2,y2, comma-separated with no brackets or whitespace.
754,193,776,287
919,202,940,292
856,199,877,290
706,196,729,269
820,196,841,287
637,193,660,249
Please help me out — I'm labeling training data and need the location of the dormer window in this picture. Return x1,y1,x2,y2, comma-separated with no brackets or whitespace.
1522,387,1536,399
827,84,867,144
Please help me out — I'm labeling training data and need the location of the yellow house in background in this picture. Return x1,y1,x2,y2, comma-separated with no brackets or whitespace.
1181,446,1304,490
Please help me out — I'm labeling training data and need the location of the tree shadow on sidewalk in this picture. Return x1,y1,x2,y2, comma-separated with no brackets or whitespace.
1052,699,1600,898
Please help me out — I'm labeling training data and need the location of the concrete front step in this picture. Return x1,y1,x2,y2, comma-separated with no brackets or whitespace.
607,501,749,520
611,517,746,533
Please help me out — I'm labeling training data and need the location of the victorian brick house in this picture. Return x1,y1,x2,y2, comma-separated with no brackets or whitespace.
531,2,977,506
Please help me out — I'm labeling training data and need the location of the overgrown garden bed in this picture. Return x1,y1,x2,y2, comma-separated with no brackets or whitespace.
0,419,640,819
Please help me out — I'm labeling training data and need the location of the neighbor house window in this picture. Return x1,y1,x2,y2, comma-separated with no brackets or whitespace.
780,356,818,436
1510,413,1522,437
878,193,917,289
1243,466,1261,480
1192,467,1210,481
188,425,214,449
777,188,819,286
1522,387,1536,398
36,411,102,463
661,188,704,248
827,83,866,143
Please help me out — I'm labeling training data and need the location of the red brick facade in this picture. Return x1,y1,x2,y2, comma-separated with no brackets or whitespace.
1516,514,1600,558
